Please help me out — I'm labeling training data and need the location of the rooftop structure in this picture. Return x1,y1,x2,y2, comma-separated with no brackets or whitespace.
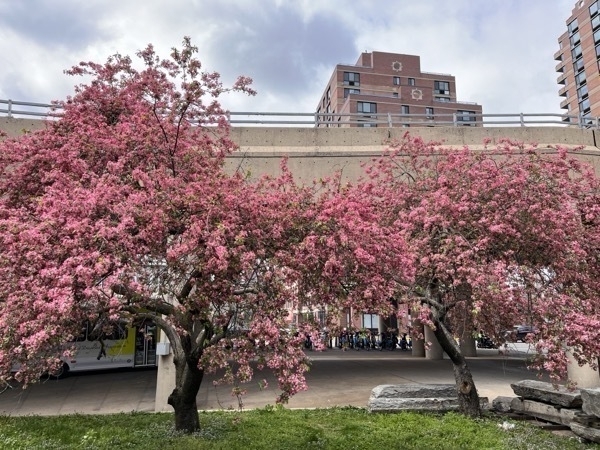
316,51,483,127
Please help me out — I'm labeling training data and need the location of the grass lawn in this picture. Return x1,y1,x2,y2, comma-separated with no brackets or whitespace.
0,407,598,450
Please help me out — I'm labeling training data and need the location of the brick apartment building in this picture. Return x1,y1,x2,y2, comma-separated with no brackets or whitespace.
316,51,483,127
556,0,600,122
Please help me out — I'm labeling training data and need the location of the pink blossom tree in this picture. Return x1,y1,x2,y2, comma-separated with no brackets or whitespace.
0,38,400,432
358,134,600,417
0,39,412,433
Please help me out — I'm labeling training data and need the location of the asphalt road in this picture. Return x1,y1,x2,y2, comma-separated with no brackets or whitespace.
0,346,541,416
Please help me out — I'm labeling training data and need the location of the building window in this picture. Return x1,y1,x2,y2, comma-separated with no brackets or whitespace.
434,80,450,95
580,98,591,113
578,84,589,101
326,87,331,100
363,313,379,329
591,1,599,17
574,58,585,73
593,14,600,30
408,78,415,86
596,43,600,58
576,71,587,87
457,110,477,122
392,92,399,98
317,309,326,326
357,102,377,114
572,44,583,60
343,72,360,86
401,105,410,114
426,107,434,119
344,88,360,98
595,29,600,45
393,76,401,85
434,96,451,102
568,18,579,34
570,31,581,46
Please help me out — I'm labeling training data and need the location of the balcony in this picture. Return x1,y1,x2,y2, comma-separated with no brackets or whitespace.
559,85,568,97
554,48,563,61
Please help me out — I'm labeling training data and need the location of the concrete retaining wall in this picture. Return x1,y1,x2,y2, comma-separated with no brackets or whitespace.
3,118,600,182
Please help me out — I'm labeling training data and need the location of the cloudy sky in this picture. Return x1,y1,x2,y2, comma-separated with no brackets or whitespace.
0,0,576,116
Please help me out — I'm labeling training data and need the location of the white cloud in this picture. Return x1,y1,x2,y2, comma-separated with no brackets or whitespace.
0,0,578,116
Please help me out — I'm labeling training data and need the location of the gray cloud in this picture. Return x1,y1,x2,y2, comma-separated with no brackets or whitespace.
0,0,579,115
0,1,107,50
195,3,357,111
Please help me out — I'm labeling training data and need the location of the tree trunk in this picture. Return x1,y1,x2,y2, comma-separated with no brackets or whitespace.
167,357,204,433
432,319,482,417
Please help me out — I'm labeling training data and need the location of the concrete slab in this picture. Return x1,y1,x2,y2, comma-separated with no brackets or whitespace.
0,348,544,416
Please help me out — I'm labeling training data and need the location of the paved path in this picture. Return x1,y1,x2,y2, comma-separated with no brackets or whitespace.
0,347,541,416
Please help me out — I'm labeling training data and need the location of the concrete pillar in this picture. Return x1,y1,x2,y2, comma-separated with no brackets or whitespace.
425,325,444,360
460,335,477,357
411,318,425,357
566,348,600,388
154,336,176,412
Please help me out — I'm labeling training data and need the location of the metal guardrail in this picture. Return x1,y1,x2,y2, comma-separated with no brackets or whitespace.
1,99,598,129
0,99,63,118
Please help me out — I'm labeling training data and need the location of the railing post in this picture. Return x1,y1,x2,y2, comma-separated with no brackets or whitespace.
387,112,392,128
520,113,525,127
7,99,12,118
579,113,584,129
453,113,457,127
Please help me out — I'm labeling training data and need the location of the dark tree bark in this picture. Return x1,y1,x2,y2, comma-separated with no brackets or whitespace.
168,355,204,433
432,317,482,418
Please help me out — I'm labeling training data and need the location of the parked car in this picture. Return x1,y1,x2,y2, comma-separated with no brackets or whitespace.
505,325,537,342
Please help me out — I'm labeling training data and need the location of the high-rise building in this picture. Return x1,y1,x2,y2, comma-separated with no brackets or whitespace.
556,0,600,123
316,51,482,127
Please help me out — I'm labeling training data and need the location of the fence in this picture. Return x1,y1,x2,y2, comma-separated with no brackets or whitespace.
2,98,597,129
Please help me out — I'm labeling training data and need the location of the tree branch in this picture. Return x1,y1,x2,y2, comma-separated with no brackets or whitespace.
121,308,183,358
111,283,175,316
177,269,201,301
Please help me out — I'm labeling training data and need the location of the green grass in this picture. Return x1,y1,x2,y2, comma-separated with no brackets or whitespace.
0,407,597,450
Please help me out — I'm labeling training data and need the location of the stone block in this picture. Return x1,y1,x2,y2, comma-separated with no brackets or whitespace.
570,422,600,444
368,396,489,413
581,388,600,418
368,384,488,413
491,396,516,413
511,380,582,408
368,397,460,413
510,398,579,425
369,384,456,399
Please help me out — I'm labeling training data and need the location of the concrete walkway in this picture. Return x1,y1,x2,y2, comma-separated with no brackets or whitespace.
0,347,540,416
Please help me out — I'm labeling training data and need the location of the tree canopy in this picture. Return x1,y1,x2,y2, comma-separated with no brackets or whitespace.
356,135,600,414
0,39,408,432
1,38,599,431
